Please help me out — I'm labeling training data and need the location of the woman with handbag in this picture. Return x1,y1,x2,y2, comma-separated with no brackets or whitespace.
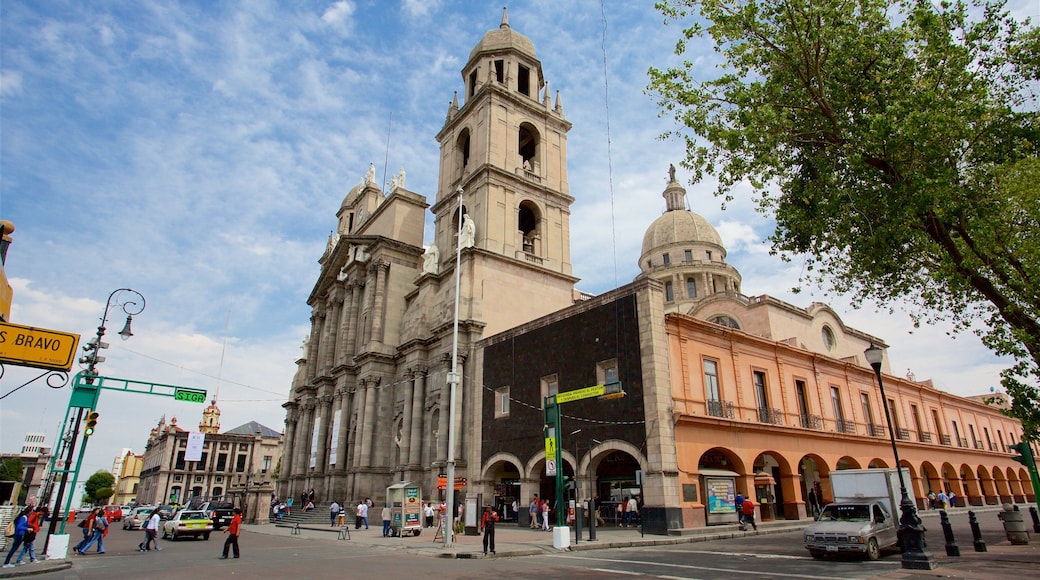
12,506,47,565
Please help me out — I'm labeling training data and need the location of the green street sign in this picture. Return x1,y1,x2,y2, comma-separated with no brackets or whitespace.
174,388,208,403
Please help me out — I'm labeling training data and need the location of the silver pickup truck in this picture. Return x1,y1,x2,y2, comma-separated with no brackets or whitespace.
803,468,910,560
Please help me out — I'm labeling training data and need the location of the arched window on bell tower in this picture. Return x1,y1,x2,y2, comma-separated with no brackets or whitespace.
518,200,540,255
518,122,538,172
456,129,471,180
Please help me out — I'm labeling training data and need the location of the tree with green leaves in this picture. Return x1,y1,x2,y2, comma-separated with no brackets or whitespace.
648,0,1039,439
83,470,115,505
0,457,23,482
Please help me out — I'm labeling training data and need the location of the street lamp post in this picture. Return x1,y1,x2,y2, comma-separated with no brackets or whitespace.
44,288,145,548
864,344,937,570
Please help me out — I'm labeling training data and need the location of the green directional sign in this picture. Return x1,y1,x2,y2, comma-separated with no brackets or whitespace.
174,388,208,403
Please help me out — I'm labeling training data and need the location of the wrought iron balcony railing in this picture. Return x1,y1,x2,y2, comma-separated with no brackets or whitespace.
800,414,823,430
706,399,735,419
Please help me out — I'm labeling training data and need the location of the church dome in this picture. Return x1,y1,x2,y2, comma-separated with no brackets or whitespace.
468,8,536,62
640,182,725,258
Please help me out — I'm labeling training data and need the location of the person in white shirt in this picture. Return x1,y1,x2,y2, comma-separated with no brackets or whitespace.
139,511,162,552
355,501,369,529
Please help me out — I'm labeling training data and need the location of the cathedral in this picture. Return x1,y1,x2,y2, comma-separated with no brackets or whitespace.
279,11,1032,533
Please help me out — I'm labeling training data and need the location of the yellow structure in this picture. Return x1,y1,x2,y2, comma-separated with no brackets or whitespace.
113,450,145,506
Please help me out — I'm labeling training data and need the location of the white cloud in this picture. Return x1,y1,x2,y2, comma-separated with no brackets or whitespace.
321,1,355,28
0,70,23,96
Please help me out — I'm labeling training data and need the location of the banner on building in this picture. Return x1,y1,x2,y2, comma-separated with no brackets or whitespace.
309,416,321,468
185,432,205,462
329,409,341,466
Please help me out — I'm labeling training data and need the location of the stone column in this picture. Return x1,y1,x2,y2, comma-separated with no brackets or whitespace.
370,261,390,343
407,369,426,467
350,380,367,469
306,306,325,382
400,370,415,469
279,405,298,495
335,387,351,470
360,377,380,467
343,281,362,360
292,401,315,476
322,289,343,372
315,395,333,474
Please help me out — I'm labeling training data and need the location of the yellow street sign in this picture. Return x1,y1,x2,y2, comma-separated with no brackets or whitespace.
0,321,80,371
545,436,557,460
554,384,607,404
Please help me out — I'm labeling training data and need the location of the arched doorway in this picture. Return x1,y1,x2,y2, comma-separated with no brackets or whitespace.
593,450,640,525
798,454,828,518
752,451,793,521
484,457,523,522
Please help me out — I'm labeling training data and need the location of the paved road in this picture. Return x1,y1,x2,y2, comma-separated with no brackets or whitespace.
3,505,1036,579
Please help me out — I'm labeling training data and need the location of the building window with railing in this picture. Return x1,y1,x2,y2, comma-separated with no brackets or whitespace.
831,386,849,432
796,379,820,429
704,360,733,418
952,421,963,447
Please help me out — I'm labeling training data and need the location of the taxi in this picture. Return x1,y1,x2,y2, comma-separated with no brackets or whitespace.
162,509,213,540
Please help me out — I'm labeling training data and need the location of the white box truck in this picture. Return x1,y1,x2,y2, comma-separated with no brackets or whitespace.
803,468,913,560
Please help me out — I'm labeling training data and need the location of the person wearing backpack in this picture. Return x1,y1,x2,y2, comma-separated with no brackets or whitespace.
3,507,31,568
12,506,47,566
76,512,108,554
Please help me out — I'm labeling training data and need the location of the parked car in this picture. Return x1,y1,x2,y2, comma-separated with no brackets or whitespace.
123,506,155,530
162,510,213,541
196,501,236,530
103,505,123,521
155,505,175,520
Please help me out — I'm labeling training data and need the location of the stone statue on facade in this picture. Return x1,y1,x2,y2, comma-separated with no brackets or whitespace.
422,244,439,274
390,175,398,192
398,167,406,188
459,214,476,248
668,163,676,183
365,163,376,185
326,230,337,254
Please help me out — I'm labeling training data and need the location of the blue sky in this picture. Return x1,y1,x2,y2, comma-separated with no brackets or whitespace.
1,1,1032,497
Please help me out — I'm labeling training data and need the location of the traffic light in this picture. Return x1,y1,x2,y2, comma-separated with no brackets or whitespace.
83,411,100,437
1009,441,1036,469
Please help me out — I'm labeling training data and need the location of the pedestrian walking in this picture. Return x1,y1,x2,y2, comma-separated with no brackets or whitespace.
625,496,639,528
481,505,499,555
529,495,540,529
329,501,341,527
220,507,243,559
355,500,369,529
937,490,948,510
541,498,551,531
77,511,108,554
740,497,758,531
735,492,745,526
74,508,99,553
381,505,392,537
139,510,162,551
12,506,47,565
2,507,31,568
948,490,957,507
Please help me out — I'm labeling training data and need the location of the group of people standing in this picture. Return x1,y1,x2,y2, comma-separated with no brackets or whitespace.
3,504,48,568
927,489,958,509
528,495,552,531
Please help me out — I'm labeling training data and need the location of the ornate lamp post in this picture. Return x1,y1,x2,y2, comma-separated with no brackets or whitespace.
864,344,936,570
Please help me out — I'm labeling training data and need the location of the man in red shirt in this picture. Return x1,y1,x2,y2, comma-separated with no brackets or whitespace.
481,506,499,556
220,508,243,559
741,498,758,531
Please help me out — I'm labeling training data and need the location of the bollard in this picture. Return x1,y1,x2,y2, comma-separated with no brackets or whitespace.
1030,506,1040,534
969,510,987,552
940,510,960,556
1000,504,1029,545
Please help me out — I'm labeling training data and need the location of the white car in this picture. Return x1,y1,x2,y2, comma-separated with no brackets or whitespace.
123,506,155,530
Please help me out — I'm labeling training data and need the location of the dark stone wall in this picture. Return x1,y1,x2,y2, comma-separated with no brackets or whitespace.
481,293,645,466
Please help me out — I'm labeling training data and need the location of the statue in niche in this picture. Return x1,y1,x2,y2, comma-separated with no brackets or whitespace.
421,244,439,274
459,214,476,248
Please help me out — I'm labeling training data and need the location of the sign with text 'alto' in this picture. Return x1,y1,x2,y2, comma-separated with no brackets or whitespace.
0,321,80,371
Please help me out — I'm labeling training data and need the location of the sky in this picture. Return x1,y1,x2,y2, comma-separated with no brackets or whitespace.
1,1,1035,502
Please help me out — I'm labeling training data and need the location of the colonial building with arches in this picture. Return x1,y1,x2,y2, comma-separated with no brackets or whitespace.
279,10,1033,532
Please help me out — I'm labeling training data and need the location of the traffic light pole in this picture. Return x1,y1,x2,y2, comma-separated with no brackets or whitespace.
1010,441,1040,505
43,407,85,546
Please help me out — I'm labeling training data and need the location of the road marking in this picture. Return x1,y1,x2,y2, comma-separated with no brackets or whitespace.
556,554,855,579
588,569,699,580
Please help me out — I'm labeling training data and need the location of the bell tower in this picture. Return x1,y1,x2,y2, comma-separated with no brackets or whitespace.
429,9,578,335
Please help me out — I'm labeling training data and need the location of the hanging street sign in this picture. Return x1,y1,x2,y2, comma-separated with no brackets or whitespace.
0,321,80,371
174,388,208,403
